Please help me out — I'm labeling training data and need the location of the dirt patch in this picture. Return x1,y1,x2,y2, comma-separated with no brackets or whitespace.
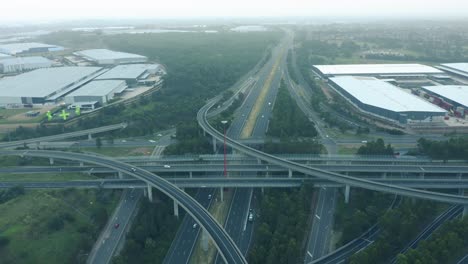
128,147,153,156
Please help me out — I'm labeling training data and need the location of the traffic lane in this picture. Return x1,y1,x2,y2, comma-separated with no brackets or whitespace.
163,188,214,264
91,189,142,264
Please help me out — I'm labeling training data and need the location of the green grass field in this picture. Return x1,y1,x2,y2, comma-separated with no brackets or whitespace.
0,188,121,264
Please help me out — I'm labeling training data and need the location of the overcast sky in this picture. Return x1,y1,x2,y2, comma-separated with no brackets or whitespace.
2,0,467,23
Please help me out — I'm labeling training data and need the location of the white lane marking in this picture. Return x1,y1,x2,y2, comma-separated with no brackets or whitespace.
315,214,320,220
307,251,313,257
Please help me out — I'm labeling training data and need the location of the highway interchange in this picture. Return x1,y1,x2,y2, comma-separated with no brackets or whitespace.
1,32,468,264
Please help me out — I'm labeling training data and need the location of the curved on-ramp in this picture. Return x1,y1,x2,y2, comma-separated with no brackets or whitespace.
198,98,468,205
0,150,246,264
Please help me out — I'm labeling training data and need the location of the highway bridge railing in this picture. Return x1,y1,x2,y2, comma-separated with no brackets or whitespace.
197,97,468,205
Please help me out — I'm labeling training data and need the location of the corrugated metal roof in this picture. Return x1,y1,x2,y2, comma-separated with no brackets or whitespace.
440,63,468,75
0,42,63,55
0,56,51,66
74,49,146,61
66,80,126,97
315,64,443,75
422,85,468,108
0,67,102,98
96,64,160,80
329,76,445,113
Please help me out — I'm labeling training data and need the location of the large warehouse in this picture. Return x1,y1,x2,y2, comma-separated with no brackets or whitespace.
65,80,127,105
0,42,64,55
438,63,468,79
0,56,52,73
314,64,443,77
328,76,446,123
422,85,468,117
0,66,104,107
74,49,147,65
95,64,163,86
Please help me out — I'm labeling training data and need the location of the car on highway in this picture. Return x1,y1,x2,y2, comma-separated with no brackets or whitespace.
149,139,156,143
130,167,137,172
248,212,254,222
193,223,198,229
114,223,120,229
261,114,264,118
208,194,212,200
164,164,171,168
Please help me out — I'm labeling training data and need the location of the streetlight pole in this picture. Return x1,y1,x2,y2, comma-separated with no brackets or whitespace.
221,120,228,177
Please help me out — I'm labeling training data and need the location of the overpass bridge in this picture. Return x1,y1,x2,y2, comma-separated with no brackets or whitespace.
197,96,468,205
0,150,246,264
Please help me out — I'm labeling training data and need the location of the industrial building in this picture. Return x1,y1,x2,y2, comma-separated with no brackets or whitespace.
64,80,127,106
95,64,163,86
0,66,104,107
421,85,468,117
438,63,468,79
0,56,52,73
74,49,147,65
314,64,443,77
0,42,64,55
328,76,446,123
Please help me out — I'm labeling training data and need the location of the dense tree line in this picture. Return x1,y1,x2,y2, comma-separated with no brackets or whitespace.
268,82,318,138
350,199,440,264
396,217,468,264
334,190,393,246
357,139,394,156
417,137,468,160
163,121,212,155
7,31,281,141
113,194,180,264
0,186,24,204
263,139,322,155
248,186,313,264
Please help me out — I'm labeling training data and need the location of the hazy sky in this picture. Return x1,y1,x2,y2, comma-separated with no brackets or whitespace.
2,0,467,22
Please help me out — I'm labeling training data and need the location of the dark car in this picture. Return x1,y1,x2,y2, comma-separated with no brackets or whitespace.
114,223,120,229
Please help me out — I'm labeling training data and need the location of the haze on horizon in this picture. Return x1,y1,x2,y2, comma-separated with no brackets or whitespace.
1,0,467,24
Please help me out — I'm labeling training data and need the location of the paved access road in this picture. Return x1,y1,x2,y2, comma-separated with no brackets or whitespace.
88,189,142,264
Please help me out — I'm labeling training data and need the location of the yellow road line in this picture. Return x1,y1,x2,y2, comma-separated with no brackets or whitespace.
240,51,284,139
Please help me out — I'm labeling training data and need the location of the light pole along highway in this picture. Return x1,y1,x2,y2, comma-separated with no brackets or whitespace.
198,97,468,205
0,150,247,264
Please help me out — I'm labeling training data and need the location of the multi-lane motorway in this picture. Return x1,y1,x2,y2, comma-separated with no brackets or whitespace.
0,150,247,264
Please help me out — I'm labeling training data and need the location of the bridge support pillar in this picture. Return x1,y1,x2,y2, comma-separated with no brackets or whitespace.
382,172,387,179
257,158,261,165
288,169,292,178
35,142,40,150
344,185,350,204
173,200,179,218
419,173,425,179
147,184,153,202
464,205,468,218
88,134,92,140
212,137,217,153
458,189,464,196
189,171,193,178
49,158,54,165
118,171,124,179
201,229,209,252
79,162,84,167
220,187,224,202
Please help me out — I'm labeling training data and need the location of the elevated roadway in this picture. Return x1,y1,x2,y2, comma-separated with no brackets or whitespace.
198,97,468,204
0,123,127,148
0,150,246,264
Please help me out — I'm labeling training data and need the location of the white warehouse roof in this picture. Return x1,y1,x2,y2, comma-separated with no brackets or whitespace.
96,64,161,80
330,76,445,113
0,66,102,98
0,56,52,67
422,85,468,108
74,49,147,63
315,64,443,76
0,42,64,55
439,63,468,77
66,80,127,97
